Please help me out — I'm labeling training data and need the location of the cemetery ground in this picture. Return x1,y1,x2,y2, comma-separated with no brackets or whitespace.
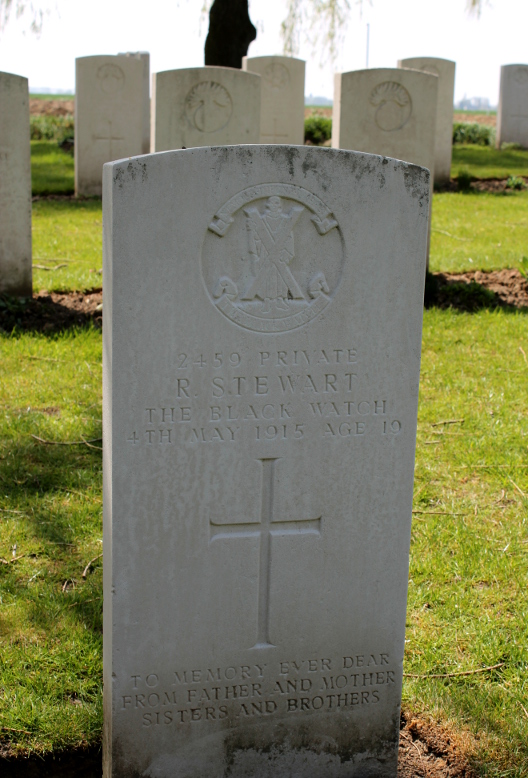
0,140,527,777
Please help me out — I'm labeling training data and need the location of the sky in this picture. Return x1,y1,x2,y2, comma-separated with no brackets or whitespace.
0,0,526,104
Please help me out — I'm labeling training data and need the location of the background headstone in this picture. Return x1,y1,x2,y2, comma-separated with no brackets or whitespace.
103,145,429,777
0,71,32,297
242,55,305,144
333,67,437,266
118,51,151,154
398,57,456,183
496,64,528,149
151,67,261,151
75,54,149,196
332,68,438,177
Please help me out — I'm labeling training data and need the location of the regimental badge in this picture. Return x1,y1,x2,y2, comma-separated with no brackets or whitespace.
201,184,344,333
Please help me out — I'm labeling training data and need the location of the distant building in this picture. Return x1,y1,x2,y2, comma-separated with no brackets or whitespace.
29,87,74,95
305,93,332,106
455,96,495,111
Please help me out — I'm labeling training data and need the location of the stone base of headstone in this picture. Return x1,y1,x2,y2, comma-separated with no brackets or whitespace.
103,144,429,778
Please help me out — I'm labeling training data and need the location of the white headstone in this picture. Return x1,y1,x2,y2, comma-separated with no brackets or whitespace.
398,57,455,183
332,67,438,177
496,64,528,148
242,56,305,144
151,67,261,152
0,71,32,297
103,145,429,778
118,52,151,155
75,54,150,196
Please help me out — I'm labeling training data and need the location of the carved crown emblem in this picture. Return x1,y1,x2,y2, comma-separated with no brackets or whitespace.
201,184,344,333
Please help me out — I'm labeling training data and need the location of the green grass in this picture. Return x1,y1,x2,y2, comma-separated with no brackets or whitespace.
7,126,528,772
1,310,527,774
32,200,102,292
28,142,528,288
30,94,74,100
405,307,528,776
430,190,528,273
454,108,497,117
452,145,528,179
31,141,74,196
0,328,103,754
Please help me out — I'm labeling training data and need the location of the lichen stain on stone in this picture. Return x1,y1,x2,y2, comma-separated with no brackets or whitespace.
262,145,301,178
401,164,429,202
329,150,388,187
222,716,398,776
126,160,148,183
300,152,332,191
113,167,125,189
112,736,145,778
113,161,148,189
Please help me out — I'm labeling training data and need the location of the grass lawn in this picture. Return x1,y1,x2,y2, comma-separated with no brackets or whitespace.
30,94,74,100
430,190,528,274
452,145,528,179
32,200,102,293
9,136,527,772
31,142,74,197
406,308,528,776
0,328,103,754
454,109,497,117
1,309,527,776
29,189,527,293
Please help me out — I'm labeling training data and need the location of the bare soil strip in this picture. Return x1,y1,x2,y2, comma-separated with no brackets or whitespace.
431,268,528,311
1,270,525,335
0,711,476,777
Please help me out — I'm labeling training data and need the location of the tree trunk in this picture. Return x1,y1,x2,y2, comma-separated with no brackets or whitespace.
204,0,257,69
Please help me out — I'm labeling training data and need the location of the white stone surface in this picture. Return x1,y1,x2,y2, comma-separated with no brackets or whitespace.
398,57,455,182
496,64,528,148
332,67,438,176
0,71,32,297
118,51,151,154
151,67,261,151
75,54,149,196
242,56,305,144
103,145,429,778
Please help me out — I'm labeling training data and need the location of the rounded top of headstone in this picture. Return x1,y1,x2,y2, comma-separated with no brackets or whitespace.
155,66,260,78
341,67,437,80
0,70,28,85
243,55,306,65
399,56,455,66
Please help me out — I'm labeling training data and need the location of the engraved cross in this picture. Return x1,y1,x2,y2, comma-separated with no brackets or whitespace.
210,458,321,649
94,120,124,159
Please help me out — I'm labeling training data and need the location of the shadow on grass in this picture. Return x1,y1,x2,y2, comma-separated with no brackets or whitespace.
31,141,74,197
1,746,101,777
0,295,102,335
425,272,528,313
0,428,103,636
